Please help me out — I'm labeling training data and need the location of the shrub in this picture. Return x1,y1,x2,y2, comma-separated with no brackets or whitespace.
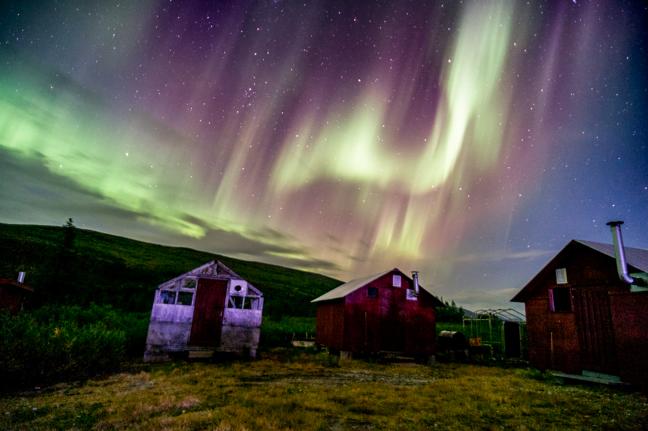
260,317,316,348
0,304,148,391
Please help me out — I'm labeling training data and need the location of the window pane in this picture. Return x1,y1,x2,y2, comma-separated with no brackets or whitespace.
552,288,571,312
555,268,568,284
177,292,193,305
392,275,401,287
406,289,418,301
368,287,378,298
183,278,196,289
160,290,176,304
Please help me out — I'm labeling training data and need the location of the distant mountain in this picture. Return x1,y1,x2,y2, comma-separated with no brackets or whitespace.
0,223,341,318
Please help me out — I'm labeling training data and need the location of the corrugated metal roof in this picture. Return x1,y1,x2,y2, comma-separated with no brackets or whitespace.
311,268,441,303
311,270,392,302
575,240,648,273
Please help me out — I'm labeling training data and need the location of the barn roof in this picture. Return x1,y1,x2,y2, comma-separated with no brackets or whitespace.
511,240,648,303
311,268,443,305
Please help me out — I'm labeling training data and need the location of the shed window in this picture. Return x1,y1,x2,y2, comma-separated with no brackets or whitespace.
392,275,401,287
368,287,378,298
177,291,193,305
183,278,197,289
555,268,568,284
549,288,571,312
160,290,176,304
406,289,418,301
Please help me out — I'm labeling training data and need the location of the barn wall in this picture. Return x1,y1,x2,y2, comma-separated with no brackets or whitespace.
316,300,345,351
610,291,648,387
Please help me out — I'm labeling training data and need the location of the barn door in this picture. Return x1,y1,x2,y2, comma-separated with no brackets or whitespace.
189,279,228,347
573,288,617,374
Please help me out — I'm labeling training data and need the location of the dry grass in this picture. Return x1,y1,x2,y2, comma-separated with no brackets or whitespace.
1,351,647,430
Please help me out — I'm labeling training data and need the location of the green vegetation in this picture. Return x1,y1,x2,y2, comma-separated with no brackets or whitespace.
261,317,316,348
1,354,646,431
0,222,340,316
0,305,146,389
436,299,464,323
0,222,340,390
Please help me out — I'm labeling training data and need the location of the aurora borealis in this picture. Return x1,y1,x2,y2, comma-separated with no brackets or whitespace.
1,1,647,309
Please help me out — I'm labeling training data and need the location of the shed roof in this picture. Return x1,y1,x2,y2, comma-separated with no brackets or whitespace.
0,279,34,293
311,268,443,305
311,269,392,302
159,260,263,296
576,240,648,272
511,239,648,303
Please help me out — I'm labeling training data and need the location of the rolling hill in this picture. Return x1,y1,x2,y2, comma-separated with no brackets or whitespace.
0,223,341,318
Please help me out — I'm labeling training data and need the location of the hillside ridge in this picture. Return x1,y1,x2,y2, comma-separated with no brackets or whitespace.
0,222,341,317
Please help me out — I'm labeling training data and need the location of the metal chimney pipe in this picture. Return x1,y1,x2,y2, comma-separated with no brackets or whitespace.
17,272,25,283
606,221,634,284
411,271,420,295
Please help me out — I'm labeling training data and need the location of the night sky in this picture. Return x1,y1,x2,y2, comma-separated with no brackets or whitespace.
1,0,647,310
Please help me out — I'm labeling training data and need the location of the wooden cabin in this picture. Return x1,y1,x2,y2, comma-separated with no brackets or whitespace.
312,268,443,359
511,239,648,387
0,274,33,314
144,261,263,361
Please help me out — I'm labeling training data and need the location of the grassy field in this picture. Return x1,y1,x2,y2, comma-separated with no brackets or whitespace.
2,351,647,431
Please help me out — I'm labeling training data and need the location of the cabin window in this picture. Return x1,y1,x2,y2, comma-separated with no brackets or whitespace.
160,290,176,304
549,288,571,312
177,291,193,305
392,275,401,287
368,287,378,298
555,268,568,284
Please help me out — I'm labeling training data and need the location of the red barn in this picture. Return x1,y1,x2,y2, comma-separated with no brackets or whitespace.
511,225,648,387
312,268,443,360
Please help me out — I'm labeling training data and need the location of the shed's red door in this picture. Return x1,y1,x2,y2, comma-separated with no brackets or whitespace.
189,279,228,347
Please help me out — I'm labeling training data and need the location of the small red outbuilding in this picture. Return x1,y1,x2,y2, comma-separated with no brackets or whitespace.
312,268,443,359
511,239,648,387
0,277,33,314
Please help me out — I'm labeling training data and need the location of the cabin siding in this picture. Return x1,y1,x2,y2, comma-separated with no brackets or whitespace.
609,291,648,387
524,297,581,373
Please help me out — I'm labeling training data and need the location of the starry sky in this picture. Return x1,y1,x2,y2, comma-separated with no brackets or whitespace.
1,0,647,311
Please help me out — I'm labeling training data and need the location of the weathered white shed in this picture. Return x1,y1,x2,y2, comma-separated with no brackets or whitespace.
144,260,263,361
